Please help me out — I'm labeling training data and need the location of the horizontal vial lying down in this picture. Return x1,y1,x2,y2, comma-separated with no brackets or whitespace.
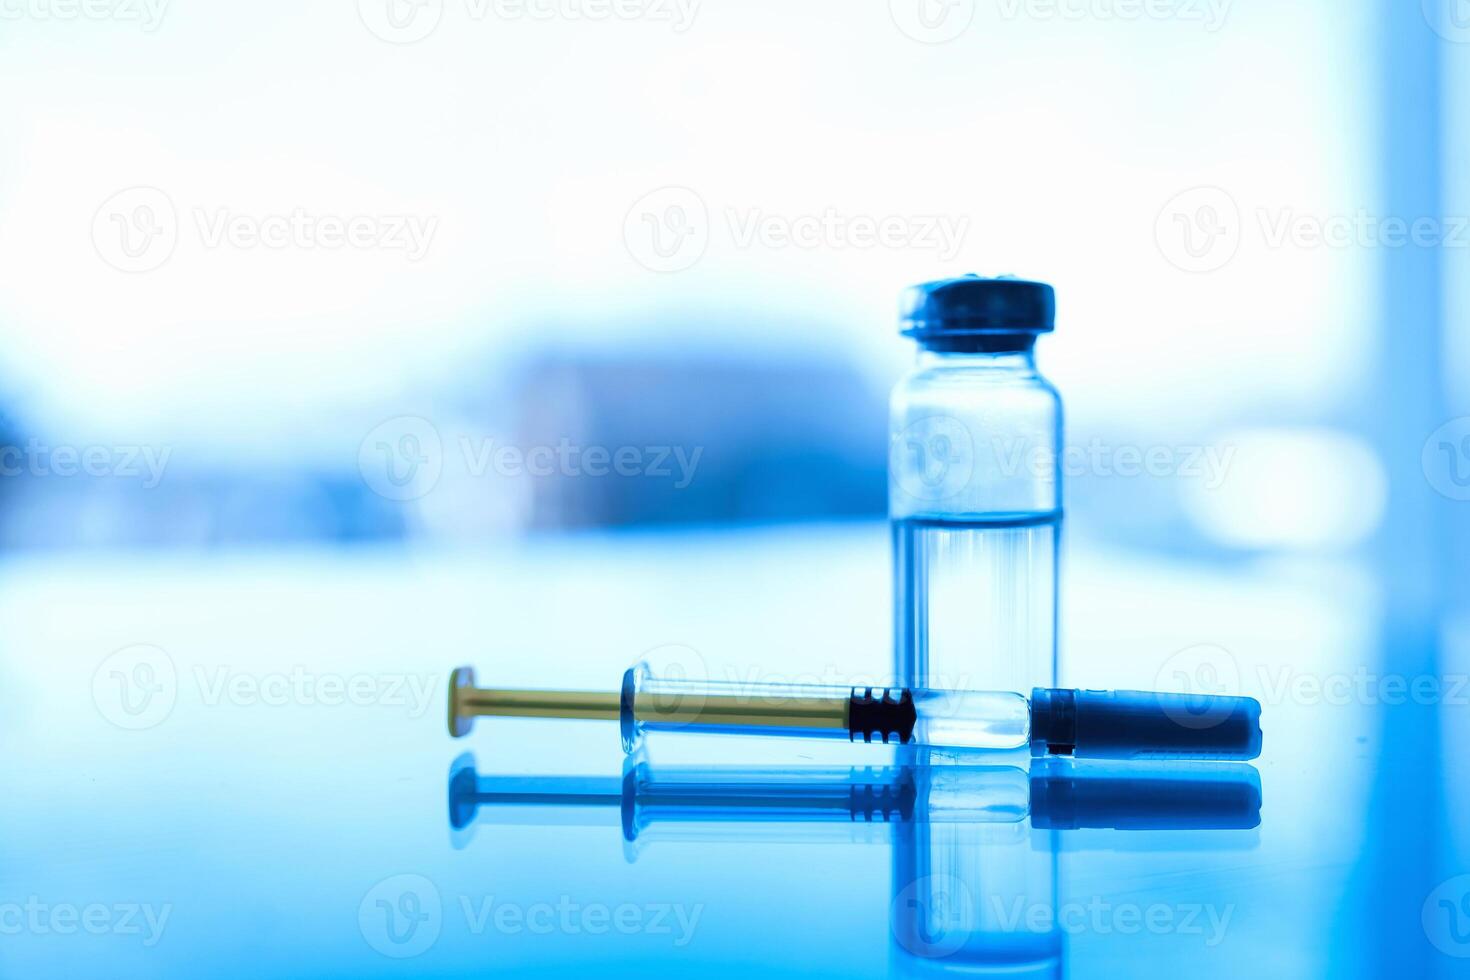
448,663,1263,762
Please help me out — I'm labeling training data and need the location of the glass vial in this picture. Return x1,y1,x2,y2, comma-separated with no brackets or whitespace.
890,276,1062,696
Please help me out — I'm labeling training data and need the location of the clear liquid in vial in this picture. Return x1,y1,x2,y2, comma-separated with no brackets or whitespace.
893,513,1059,694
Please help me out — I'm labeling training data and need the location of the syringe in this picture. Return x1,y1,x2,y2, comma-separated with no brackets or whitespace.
448,663,1263,761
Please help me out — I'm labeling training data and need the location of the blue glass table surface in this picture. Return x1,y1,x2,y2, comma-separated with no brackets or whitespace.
1,524,1464,977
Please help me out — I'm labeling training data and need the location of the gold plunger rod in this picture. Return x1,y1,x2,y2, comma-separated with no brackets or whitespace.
634,692,849,730
449,666,851,738
461,688,621,721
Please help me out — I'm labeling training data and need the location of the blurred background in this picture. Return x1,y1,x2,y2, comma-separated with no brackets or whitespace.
0,1,1456,556
0,1,1467,976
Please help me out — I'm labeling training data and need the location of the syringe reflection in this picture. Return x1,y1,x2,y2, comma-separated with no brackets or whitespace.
448,753,1261,859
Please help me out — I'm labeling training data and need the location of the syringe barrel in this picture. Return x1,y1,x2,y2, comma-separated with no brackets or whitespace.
618,663,1031,754
911,688,1031,752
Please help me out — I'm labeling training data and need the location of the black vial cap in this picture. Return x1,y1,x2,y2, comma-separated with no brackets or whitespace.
900,275,1055,353
1029,688,1264,762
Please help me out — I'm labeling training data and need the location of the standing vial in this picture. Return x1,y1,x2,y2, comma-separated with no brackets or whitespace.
890,276,1062,695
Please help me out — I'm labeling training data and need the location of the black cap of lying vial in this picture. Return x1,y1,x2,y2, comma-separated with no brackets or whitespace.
1030,688,1264,761
900,275,1056,353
